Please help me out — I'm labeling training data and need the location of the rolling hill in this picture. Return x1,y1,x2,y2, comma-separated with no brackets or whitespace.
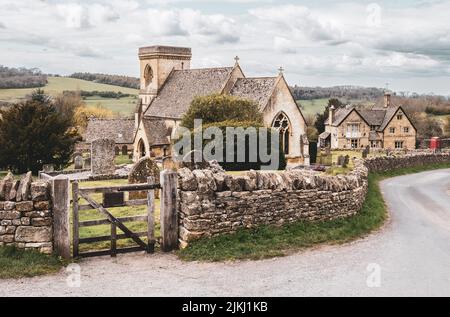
0,77,139,116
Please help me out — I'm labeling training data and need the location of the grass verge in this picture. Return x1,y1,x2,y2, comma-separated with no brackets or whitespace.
0,246,64,279
178,162,450,262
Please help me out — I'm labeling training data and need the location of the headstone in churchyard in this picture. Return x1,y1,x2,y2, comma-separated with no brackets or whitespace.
343,155,350,168
74,155,84,170
103,192,125,208
122,145,128,156
128,156,160,200
42,164,55,173
337,155,345,166
91,139,116,175
115,146,120,156
84,157,91,169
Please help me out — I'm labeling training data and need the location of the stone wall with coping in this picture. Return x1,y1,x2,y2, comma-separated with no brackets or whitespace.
0,172,53,254
177,153,450,247
364,152,450,172
177,161,369,246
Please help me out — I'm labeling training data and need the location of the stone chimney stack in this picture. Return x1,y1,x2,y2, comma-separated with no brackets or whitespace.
384,92,391,108
329,105,335,126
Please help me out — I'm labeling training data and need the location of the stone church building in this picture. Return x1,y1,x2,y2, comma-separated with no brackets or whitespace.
133,45,309,165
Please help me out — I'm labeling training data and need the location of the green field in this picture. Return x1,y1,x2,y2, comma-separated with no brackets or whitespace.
297,98,376,116
297,98,329,116
0,77,139,116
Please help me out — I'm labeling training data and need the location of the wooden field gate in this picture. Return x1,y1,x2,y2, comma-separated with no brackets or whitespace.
71,170,178,258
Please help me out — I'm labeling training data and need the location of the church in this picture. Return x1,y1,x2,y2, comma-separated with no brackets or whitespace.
133,45,309,166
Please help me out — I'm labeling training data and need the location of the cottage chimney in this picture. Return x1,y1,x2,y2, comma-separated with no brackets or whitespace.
329,105,335,126
384,92,391,108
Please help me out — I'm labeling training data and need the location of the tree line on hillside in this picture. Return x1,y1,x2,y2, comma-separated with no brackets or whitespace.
290,85,385,101
63,90,135,99
0,65,48,89
69,72,140,89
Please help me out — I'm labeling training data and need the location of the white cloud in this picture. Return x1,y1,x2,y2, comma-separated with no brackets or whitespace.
250,5,346,45
0,1,449,94
146,9,239,43
56,3,120,29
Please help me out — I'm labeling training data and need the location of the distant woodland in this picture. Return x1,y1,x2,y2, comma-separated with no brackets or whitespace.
0,66,48,89
69,72,140,89
291,85,386,100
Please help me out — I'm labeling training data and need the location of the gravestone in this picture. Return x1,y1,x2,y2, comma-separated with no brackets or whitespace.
122,145,128,156
128,156,160,200
91,139,116,175
362,147,369,159
42,164,55,173
74,155,84,170
343,155,350,168
103,192,125,208
337,155,345,166
115,146,120,156
84,157,91,169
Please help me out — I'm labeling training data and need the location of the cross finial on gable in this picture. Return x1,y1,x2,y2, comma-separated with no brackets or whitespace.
279,66,284,74
234,56,240,65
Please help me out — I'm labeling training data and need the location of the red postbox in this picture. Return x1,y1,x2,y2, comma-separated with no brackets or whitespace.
429,137,441,151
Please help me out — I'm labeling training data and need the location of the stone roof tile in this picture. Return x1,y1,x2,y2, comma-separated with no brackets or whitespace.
145,67,234,119
84,118,135,144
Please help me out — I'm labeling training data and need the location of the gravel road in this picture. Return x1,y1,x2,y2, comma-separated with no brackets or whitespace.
1,169,450,297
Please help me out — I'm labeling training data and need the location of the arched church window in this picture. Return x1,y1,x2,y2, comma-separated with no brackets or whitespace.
272,112,291,155
144,64,153,87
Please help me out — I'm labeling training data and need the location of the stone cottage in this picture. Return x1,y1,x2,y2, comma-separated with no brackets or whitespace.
320,93,417,150
133,45,309,165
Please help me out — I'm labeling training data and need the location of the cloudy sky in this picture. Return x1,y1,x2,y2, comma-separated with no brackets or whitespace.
1,0,449,95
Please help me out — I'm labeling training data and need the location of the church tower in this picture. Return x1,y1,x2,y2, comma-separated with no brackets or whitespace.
138,45,192,107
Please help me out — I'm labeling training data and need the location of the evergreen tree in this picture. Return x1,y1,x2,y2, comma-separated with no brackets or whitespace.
0,99,80,174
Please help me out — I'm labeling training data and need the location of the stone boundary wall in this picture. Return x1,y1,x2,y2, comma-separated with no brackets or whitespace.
364,152,450,172
177,162,369,246
177,153,450,246
0,173,53,254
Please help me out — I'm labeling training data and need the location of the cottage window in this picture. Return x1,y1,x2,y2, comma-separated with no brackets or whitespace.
395,141,404,149
350,139,359,149
397,114,403,120
389,127,396,134
404,127,409,133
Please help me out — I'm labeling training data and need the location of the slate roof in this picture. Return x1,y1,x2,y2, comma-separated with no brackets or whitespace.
84,118,135,144
145,67,234,119
141,118,171,146
379,107,400,131
229,77,278,110
358,109,386,126
369,131,382,141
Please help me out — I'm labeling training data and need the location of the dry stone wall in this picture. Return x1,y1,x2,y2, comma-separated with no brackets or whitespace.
364,152,450,172
0,172,53,254
177,153,450,246
177,161,369,245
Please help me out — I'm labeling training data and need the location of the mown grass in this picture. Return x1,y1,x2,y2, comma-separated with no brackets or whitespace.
74,179,161,253
0,246,64,279
178,162,450,262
